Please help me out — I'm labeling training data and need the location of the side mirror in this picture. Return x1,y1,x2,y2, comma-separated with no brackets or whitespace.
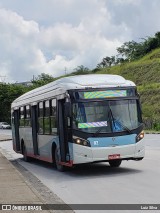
64,102,72,117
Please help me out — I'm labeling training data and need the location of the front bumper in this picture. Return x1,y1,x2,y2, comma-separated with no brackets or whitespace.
71,139,145,164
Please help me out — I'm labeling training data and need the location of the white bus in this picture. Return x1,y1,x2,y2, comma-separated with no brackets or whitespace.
11,74,145,171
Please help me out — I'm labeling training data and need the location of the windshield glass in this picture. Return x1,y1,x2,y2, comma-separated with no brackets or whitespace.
73,100,141,133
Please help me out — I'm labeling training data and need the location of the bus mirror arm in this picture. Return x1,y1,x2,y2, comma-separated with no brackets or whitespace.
64,102,72,117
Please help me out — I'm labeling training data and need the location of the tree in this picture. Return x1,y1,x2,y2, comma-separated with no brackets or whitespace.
155,32,160,46
117,41,141,61
72,65,90,75
32,73,54,87
115,57,125,65
0,83,29,123
142,37,159,54
97,56,115,68
0,73,55,123
117,32,160,62
97,31,160,68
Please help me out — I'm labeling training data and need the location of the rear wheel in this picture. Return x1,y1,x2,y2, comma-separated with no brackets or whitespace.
55,147,65,172
109,159,122,167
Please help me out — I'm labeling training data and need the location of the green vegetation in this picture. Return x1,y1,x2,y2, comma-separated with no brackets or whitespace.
97,32,160,68
0,83,29,123
31,73,55,87
95,48,160,130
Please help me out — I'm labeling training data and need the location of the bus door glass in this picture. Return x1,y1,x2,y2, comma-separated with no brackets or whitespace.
31,105,39,155
13,110,20,151
58,99,70,162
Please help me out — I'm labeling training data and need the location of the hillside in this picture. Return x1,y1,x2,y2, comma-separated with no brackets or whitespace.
95,48,160,130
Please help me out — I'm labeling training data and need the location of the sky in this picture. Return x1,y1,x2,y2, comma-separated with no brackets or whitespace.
0,0,160,83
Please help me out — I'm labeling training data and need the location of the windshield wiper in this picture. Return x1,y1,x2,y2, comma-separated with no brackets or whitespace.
137,123,144,129
113,119,132,133
108,107,132,134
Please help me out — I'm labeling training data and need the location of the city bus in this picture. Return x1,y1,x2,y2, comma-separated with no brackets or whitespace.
11,74,145,171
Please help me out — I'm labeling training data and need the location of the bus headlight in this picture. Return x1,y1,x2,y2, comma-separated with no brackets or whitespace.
136,131,144,142
76,138,81,144
73,136,90,147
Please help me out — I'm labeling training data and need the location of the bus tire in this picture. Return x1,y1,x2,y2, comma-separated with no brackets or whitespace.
55,147,65,172
23,145,30,162
109,159,122,167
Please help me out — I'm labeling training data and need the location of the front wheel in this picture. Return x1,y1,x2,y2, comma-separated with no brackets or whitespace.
55,147,65,172
109,159,122,167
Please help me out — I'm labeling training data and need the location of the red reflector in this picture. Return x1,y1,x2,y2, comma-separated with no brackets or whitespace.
108,154,120,160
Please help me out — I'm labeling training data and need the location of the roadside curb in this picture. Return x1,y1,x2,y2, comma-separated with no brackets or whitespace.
0,133,12,142
145,132,160,134
0,138,12,141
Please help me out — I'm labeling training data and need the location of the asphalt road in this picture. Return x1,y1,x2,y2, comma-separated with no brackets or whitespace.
0,130,160,213
0,129,12,136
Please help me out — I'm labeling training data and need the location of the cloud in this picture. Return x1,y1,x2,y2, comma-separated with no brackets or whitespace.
0,8,41,82
0,0,160,82
0,3,122,82
106,0,160,39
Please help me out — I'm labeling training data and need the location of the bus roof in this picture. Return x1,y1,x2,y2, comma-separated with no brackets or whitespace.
54,74,135,88
12,74,135,108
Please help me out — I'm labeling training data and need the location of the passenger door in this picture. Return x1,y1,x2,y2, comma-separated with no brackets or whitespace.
58,99,69,162
31,105,39,155
13,110,20,152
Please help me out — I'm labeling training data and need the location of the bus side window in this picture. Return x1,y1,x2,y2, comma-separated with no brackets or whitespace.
38,102,44,134
19,106,25,127
51,99,57,135
25,105,31,127
44,100,50,134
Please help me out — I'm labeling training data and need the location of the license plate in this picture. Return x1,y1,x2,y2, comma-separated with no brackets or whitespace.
108,154,120,160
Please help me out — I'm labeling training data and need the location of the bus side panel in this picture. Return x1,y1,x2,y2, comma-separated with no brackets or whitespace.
12,125,17,152
38,135,58,162
18,129,60,163
19,127,34,154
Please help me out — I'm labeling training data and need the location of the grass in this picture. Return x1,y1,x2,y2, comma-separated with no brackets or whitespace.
94,48,160,130
144,130,160,134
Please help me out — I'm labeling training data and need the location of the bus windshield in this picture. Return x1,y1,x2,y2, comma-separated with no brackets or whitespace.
73,100,142,134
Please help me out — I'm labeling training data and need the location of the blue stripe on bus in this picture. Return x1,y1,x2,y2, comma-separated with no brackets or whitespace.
88,134,136,147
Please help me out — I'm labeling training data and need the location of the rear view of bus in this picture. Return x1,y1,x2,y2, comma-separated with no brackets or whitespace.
68,75,144,168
